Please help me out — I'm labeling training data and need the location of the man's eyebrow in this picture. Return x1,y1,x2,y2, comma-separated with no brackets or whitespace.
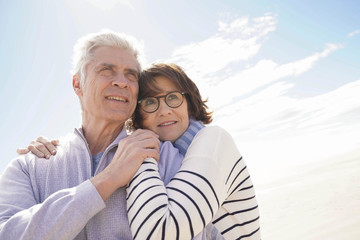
99,63,116,68
95,63,116,71
96,64,139,76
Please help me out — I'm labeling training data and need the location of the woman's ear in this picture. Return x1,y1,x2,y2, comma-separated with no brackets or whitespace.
73,75,82,96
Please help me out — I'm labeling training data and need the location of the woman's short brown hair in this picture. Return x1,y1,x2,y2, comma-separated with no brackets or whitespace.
128,63,213,130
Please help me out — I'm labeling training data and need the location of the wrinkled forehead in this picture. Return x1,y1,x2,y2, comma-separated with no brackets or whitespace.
89,46,140,72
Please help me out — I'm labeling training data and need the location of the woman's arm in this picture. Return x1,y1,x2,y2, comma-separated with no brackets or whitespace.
126,126,260,239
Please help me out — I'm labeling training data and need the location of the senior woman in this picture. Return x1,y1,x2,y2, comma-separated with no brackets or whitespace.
20,63,260,239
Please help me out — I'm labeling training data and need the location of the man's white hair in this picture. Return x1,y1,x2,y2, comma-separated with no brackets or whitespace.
72,30,144,89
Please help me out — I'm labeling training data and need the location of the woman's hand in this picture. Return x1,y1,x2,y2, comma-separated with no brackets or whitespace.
16,136,59,159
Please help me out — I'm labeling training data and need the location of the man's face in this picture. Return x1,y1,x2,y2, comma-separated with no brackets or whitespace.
76,46,139,126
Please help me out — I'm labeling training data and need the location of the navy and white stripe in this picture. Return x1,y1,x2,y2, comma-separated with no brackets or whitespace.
126,126,261,239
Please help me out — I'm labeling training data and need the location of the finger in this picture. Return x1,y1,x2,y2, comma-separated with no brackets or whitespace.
143,149,160,161
36,136,51,143
28,144,46,158
130,132,160,146
36,136,54,145
129,135,160,151
35,136,50,142
34,137,57,157
145,138,161,152
17,148,30,155
51,139,59,146
44,141,58,155
131,129,159,139
34,142,53,159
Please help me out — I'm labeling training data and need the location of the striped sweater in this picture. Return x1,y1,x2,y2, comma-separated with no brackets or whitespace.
126,126,261,239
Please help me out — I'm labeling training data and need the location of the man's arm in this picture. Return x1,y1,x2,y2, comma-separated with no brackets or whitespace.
0,129,160,239
0,157,105,240
126,126,260,239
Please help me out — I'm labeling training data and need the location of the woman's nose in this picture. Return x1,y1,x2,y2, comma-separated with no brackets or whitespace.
157,98,172,115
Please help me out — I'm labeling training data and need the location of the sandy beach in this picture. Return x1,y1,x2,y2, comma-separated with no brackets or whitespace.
255,152,360,240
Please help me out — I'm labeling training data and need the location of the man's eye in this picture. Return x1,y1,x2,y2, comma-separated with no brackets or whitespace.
126,72,138,81
99,67,113,75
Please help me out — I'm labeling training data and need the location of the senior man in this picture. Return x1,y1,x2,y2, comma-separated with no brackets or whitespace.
0,31,160,239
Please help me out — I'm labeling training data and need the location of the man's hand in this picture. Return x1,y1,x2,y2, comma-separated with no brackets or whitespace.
91,129,160,201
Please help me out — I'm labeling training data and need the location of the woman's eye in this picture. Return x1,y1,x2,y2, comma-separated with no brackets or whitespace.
168,93,180,100
144,98,157,106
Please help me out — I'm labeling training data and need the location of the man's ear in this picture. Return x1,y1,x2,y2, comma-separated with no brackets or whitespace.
73,75,82,96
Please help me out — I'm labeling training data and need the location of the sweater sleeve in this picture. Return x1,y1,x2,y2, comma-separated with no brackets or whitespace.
0,157,105,240
126,126,260,239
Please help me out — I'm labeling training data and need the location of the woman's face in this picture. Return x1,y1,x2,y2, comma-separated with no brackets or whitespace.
140,76,189,142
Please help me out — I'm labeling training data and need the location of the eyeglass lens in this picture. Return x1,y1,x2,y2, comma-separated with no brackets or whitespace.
140,91,184,113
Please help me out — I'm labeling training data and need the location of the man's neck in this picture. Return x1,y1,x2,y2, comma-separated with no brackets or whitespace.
82,120,124,155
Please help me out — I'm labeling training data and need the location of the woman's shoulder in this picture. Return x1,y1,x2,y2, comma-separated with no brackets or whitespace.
195,125,235,143
189,125,240,156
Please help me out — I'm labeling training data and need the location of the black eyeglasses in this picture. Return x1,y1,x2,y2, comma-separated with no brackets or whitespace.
138,91,186,113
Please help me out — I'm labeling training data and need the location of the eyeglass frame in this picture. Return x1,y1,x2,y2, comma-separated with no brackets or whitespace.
138,91,186,113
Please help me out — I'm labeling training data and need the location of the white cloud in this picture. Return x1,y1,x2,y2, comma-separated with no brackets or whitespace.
205,43,342,109
164,13,342,112
166,13,277,79
218,13,276,37
277,43,342,76
348,29,360,37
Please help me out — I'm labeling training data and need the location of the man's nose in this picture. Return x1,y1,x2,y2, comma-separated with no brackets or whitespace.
112,73,128,88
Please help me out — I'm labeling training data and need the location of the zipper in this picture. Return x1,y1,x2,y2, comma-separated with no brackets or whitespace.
74,128,94,177
74,128,123,177
93,144,118,176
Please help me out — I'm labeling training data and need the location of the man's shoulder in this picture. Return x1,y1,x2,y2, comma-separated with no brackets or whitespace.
8,131,80,165
54,130,89,152
17,131,86,168
58,131,82,145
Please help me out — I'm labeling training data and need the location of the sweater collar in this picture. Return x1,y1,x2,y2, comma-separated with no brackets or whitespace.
74,126,128,150
173,118,204,156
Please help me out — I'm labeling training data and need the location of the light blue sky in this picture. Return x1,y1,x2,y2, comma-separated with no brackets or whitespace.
1,0,359,179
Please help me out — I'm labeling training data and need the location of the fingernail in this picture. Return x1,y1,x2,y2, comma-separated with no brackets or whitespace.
52,150,57,154
46,155,51,159
39,153,45,158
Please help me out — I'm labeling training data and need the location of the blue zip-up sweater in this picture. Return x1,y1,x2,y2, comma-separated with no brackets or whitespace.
0,127,133,240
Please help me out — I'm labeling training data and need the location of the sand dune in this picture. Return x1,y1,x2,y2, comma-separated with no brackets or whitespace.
255,152,360,240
